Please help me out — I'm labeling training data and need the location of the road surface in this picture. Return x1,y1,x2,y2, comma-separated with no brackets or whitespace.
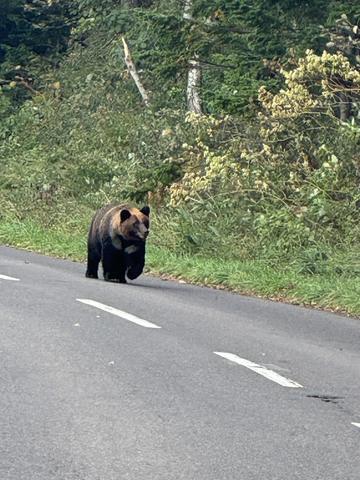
0,245,359,479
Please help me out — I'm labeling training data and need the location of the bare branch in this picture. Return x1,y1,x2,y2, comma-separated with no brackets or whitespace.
121,36,150,107
14,76,40,96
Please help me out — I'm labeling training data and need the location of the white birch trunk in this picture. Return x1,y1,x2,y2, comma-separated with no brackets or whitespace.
183,0,192,21
187,56,202,114
183,0,202,114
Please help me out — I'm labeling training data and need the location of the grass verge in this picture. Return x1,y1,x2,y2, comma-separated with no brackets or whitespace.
0,218,359,317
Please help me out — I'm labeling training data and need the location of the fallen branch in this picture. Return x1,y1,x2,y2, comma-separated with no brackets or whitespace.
121,36,150,107
14,76,40,96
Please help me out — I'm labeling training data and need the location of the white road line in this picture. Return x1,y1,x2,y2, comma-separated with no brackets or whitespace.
214,352,303,388
76,299,161,329
351,423,360,429
0,274,20,282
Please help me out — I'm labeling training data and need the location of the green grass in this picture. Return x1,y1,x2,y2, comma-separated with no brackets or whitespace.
0,217,359,317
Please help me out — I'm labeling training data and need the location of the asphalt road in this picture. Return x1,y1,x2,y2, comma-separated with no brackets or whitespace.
0,245,359,480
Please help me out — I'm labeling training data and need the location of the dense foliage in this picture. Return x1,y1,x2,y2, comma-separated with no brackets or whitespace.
0,1,359,285
2,1,359,113
0,0,72,111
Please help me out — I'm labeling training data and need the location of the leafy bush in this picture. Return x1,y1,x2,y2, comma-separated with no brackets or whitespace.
165,51,360,259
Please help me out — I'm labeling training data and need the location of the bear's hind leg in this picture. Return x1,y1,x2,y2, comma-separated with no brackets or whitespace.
86,245,101,279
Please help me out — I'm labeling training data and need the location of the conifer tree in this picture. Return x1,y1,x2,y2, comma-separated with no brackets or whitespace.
0,0,72,104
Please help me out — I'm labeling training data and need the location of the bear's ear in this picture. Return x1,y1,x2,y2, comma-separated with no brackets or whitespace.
140,206,150,217
120,209,131,222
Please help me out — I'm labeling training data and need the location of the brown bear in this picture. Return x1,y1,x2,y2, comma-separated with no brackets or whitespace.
86,203,150,283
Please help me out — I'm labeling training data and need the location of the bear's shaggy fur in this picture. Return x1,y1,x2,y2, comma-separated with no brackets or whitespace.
86,203,150,283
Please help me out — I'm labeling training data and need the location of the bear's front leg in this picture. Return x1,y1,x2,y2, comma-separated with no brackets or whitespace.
102,243,127,283
124,242,145,280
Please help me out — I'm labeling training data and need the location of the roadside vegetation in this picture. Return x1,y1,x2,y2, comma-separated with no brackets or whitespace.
0,1,359,315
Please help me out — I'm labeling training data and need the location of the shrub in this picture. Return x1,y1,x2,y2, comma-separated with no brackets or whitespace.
164,51,360,258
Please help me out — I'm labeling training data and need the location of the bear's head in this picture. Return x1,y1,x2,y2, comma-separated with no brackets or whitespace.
117,206,150,242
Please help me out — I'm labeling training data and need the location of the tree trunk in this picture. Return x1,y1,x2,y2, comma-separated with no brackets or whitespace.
186,56,202,114
183,0,203,114
338,91,351,121
183,0,192,21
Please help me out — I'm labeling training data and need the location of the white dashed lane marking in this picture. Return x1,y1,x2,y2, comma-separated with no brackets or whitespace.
351,423,360,429
214,352,303,388
0,274,20,281
76,298,162,329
